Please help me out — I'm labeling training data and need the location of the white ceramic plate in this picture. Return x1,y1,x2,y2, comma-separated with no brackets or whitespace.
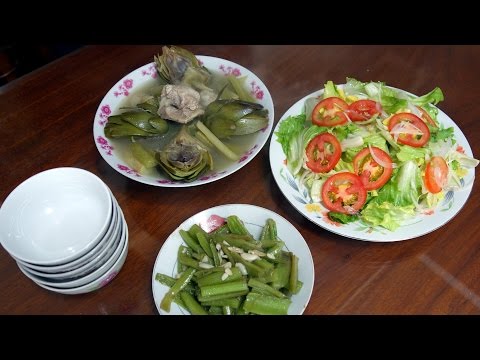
93,56,274,187
152,204,314,315
270,88,476,242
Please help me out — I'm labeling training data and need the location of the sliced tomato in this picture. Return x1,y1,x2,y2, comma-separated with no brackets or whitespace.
305,133,342,173
388,112,430,147
424,156,448,194
353,147,393,190
312,97,349,126
347,99,382,121
321,172,367,214
416,106,437,127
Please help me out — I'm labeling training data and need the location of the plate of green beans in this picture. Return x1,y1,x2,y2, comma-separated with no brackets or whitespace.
152,204,314,315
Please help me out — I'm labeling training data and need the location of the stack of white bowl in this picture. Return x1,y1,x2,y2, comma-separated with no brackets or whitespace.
0,167,128,294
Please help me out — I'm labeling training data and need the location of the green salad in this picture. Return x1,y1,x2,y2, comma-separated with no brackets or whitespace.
275,78,479,231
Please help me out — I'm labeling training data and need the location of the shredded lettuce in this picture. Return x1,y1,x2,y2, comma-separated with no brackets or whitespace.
395,145,429,163
371,161,421,207
430,126,454,143
361,202,416,231
323,81,343,99
328,212,359,224
274,114,306,175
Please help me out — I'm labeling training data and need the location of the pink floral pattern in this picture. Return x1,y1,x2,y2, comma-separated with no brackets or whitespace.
238,144,258,163
141,64,158,78
97,136,114,156
99,271,118,288
199,170,228,181
98,104,111,126
157,179,177,185
117,164,141,177
114,79,134,97
219,64,242,77
250,81,264,100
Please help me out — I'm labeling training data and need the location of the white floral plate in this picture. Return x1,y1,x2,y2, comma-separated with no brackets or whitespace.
151,204,314,315
270,88,476,242
93,56,274,187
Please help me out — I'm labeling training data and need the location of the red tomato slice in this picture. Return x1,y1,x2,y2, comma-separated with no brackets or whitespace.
305,133,342,173
424,156,448,194
416,106,437,127
353,147,393,190
347,99,382,121
321,172,367,214
312,97,349,126
388,113,430,147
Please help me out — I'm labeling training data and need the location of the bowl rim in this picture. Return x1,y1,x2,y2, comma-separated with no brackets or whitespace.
18,205,127,289
17,223,129,295
0,167,113,265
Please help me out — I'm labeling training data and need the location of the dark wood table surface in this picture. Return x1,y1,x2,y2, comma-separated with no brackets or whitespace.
1,45,479,315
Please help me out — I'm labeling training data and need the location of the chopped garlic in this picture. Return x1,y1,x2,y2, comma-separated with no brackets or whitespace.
241,253,259,261
198,262,214,269
235,262,248,275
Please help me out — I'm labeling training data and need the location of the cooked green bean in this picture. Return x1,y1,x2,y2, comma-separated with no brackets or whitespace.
160,268,196,312
243,292,291,315
179,291,208,315
156,215,301,315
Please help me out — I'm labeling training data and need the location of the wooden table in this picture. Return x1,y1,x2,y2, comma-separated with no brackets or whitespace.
1,45,479,315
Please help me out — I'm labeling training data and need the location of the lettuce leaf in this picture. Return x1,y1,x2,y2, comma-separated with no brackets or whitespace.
361,202,416,231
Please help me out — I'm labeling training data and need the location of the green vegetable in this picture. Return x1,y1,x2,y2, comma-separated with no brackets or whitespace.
361,202,416,231
155,217,301,315
274,114,306,175
156,126,213,182
227,75,255,102
160,267,196,312
323,80,343,99
195,121,239,161
154,45,209,86
202,99,269,139
243,292,291,315
104,111,169,138
327,212,359,224
130,142,157,169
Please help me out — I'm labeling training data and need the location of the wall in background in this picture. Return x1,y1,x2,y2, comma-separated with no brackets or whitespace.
0,44,83,86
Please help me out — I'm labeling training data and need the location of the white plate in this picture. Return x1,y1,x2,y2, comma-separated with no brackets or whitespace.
93,56,274,187
270,88,476,242
151,204,314,315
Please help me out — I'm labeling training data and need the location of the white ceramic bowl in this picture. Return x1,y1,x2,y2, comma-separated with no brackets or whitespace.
18,190,120,273
21,200,122,280
0,167,113,265
18,222,129,295
93,56,274,188
18,205,127,289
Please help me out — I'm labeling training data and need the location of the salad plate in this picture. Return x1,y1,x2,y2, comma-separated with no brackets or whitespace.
270,86,477,242
93,56,274,187
151,204,315,315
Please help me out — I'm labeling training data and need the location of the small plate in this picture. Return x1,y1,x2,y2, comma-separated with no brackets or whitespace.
93,56,274,187
151,204,314,315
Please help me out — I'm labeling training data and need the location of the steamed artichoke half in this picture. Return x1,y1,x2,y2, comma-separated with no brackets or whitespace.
104,110,168,138
202,99,269,139
155,126,213,182
154,46,210,88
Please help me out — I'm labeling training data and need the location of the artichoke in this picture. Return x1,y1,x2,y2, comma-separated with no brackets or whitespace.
202,99,269,139
104,111,168,138
155,126,213,182
154,46,210,88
